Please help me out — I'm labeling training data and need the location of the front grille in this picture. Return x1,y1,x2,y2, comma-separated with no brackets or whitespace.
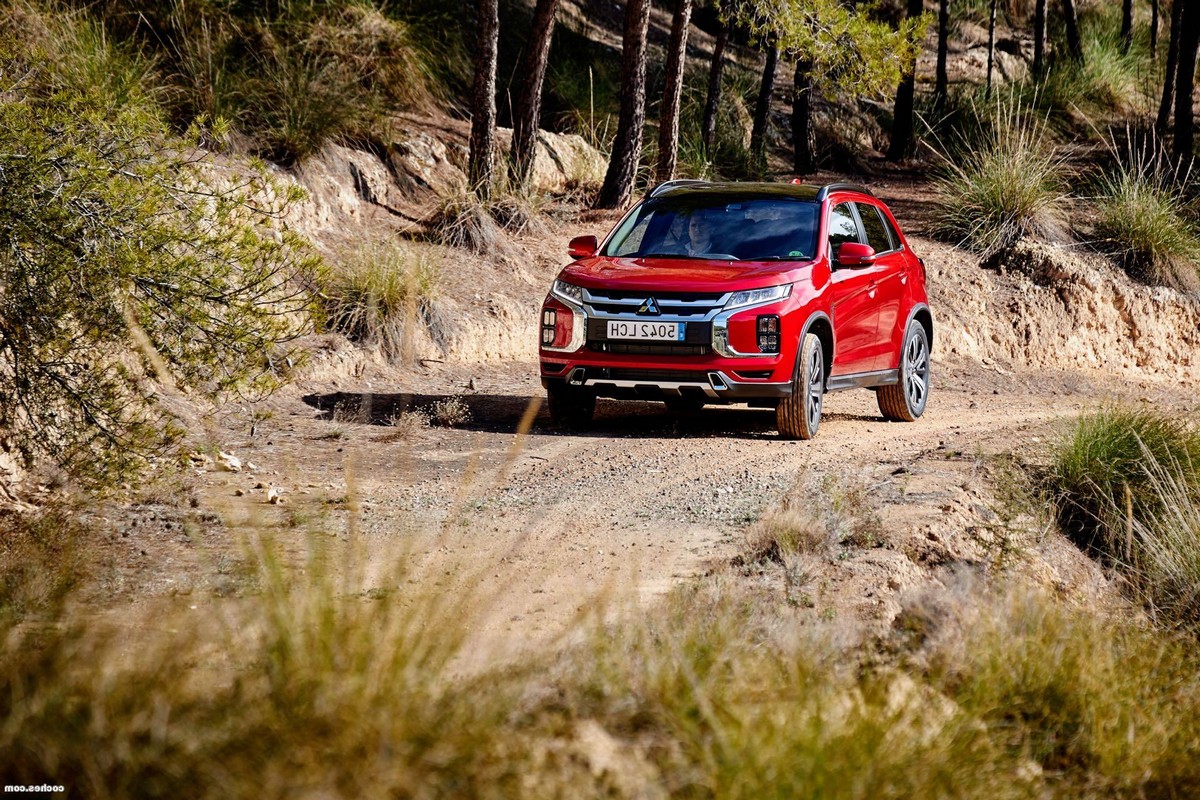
588,302,714,318
591,368,711,383
582,289,727,320
589,342,710,356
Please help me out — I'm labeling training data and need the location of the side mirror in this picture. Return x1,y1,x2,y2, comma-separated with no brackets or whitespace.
837,242,877,268
568,235,599,259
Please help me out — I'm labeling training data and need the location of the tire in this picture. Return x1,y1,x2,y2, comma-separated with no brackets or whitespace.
664,395,706,414
877,321,930,422
547,382,596,428
777,332,824,440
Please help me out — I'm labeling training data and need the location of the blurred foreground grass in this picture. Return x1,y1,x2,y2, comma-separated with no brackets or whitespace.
4,480,1200,799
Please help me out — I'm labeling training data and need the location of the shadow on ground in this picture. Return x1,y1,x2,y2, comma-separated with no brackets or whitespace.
302,391,883,440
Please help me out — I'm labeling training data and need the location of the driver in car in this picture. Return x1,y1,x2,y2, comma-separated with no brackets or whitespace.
685,209,717,256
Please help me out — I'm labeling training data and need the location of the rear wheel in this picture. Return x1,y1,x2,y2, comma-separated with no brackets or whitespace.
777,332,824,440
877,321,930,421
547,383,596,428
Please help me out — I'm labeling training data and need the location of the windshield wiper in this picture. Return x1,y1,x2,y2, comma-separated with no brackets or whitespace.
747,254,809,261
635,252,741,261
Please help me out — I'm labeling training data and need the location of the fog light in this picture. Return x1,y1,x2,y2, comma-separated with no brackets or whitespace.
541,308,557,346
756,315,780,353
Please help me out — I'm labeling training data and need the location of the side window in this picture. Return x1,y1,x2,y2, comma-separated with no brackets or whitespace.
827,203,861,254
857,203,893,253
880,212,902,251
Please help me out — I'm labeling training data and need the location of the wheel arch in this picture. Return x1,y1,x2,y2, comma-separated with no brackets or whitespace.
908,304,933,352
800,312,834,385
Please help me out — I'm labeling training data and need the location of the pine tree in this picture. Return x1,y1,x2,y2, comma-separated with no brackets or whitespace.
887,0,926,160
1033,0,1047,76
1121,0,1134,53
750,36,779,172
701,3,730,155
1062,0,1084,64
1174,0,1200,161
935,0,951,105
595,0,653,208
510,0,561,188
1158,0,1184,134
657,0,694,182
468,0,500,198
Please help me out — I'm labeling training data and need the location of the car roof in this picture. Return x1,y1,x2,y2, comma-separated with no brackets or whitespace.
647,180,874,203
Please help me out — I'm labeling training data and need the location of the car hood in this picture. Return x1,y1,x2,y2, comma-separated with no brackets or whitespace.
559,256,811,293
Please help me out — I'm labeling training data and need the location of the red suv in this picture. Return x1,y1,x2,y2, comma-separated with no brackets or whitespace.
538,181,932,439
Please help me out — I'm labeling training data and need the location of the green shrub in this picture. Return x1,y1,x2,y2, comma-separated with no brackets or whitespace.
1050,407,1200,538
322,241,439,358
929,92,1069,255
0,41,319,487
1034,28,1144,121
48,0,446,164
1093,136,1200,289
1049,407,1200,627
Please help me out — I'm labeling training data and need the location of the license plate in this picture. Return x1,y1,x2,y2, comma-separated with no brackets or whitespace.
606,320,685,341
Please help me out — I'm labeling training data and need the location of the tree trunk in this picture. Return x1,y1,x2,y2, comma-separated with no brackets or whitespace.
1151,0,1160,60
595,0,653,209
656,0,693,182
749,37,779,172
792,58,814,174
1174,0,1200,162
986,0,998,94
934,0,950,105
887,0,924,161
1062,0,1084,64
1121,0,1134,54
509,0,560,188
468,0,500,199
1158,0,1185,135
1033,0,1047,77
701,15,729,154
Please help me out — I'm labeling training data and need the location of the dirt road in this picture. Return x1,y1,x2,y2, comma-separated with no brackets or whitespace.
175,350,1181,666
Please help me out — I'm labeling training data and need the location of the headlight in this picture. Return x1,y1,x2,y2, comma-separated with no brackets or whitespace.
552,279,583,304
725,284,791,309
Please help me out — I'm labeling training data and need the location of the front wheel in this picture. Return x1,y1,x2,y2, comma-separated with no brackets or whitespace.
877,321,930,422
777,332,824,440
547,383,596,428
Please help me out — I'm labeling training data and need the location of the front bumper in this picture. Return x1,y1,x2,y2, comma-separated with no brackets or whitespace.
540,366,792,402
539,284,801,402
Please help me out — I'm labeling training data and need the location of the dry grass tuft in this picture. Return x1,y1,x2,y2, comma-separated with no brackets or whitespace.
929,91,1070,256
321,240,439,360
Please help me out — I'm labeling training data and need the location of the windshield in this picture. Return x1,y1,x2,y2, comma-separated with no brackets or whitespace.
604,195,819,261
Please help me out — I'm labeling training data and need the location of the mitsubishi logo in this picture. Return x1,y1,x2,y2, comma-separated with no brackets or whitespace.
637,297,661,316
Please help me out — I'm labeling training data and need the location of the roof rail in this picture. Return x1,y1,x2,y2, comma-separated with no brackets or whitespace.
816,182,874,201
649,179,708,197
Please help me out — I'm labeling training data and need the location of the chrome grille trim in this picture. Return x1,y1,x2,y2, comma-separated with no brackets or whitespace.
581,288,731,323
